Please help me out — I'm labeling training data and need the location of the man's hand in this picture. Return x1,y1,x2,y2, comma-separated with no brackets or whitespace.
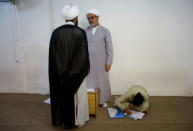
129,104,135,110
123,107,132,115
143,110,150,114
105,64,111,72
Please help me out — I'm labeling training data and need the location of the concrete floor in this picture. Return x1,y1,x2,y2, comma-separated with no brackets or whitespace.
0,93,192,131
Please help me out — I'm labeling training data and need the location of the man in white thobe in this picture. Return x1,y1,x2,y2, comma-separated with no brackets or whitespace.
85,9,113,107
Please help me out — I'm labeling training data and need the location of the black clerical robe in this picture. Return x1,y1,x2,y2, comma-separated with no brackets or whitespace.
49,24,90,127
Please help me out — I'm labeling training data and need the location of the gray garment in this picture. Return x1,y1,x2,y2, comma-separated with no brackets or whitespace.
85,25,113,104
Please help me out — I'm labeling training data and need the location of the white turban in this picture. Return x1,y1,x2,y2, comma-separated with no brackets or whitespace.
62,4,79,20
86,9,100,16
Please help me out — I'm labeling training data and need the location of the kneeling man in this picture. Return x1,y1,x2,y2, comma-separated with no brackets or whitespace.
115,85,149,115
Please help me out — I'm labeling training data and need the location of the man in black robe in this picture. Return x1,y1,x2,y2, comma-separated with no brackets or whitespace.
48,4,90,129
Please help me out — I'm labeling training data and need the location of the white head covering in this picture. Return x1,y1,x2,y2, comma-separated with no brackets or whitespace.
62,4,79,20
86,9,100,16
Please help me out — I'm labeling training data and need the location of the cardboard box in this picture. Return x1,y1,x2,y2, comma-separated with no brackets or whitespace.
87,88,99,116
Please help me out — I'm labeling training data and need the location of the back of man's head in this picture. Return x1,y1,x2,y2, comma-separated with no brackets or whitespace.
62,4,79,21
132,92,144,107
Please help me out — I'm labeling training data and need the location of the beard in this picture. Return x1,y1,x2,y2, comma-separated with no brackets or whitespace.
89,23,96,27
75,19,78,26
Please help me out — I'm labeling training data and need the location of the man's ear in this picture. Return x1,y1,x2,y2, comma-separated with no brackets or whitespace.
73,17,77,23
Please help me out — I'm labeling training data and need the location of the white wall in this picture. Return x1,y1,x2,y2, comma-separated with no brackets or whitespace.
17,0,51,93
0,2,27,93
0,0,51,94
52,0,193,96
0,0,193,96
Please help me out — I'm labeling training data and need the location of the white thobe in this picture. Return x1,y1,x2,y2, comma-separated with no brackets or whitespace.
74,81,89,126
